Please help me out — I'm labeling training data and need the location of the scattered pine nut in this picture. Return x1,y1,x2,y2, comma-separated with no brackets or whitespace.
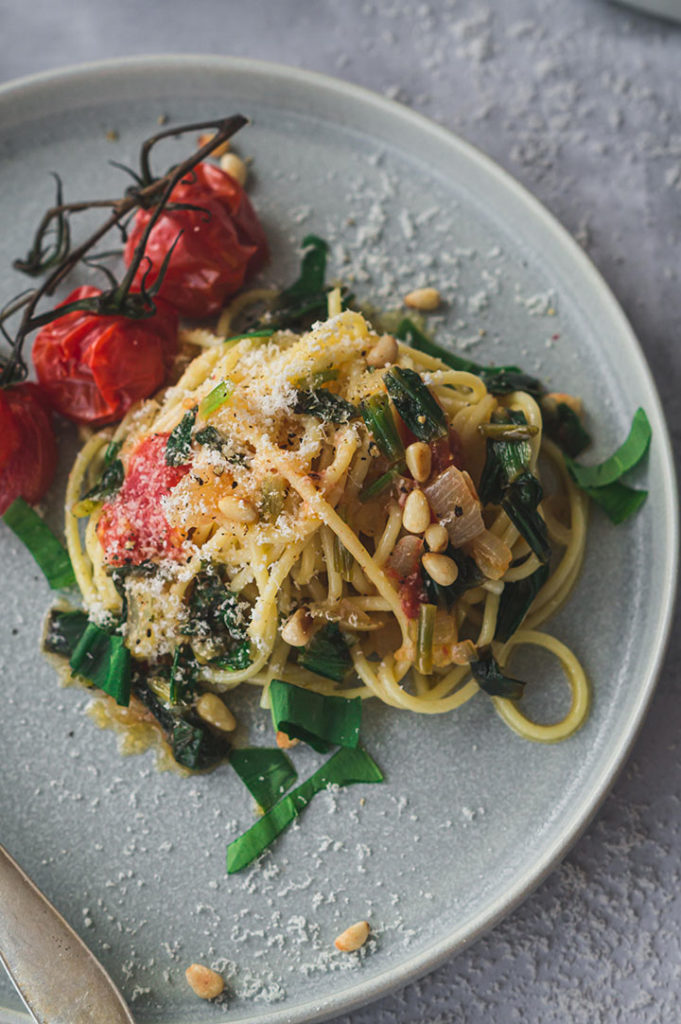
422,552,459,586
280,607,314,647
198,132,231,157
220,152,248,186
366,334,398,368
425,523,449,552
402,489,431,534
545,391,583,416
276,730,300,749
218,495,258,523
405,441,432,483
196,693,237,733
404,287,441,311
334,920,370,952
185,963,224,1000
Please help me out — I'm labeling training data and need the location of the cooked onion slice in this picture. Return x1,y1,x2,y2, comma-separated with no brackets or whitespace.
424,465,484,546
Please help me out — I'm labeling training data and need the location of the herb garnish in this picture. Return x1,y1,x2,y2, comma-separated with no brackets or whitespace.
230,748,298,812
165,406,197,466
226,747,383,873
269,678,362,753
2,498,76,590
297,622,353,683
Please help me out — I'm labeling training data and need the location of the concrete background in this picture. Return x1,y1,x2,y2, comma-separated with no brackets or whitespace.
1,1,680,1021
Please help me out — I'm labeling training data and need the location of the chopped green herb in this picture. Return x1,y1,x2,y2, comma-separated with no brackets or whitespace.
395,318,544,398
293,388,358,424
171,714,229,771
211,640,252,671
3,498,77,590
72,441,124,517
416,602,436,675
199,379,234,418
502,472,551,564
478,411,550,563
226,746,383,873
169,644,198,704
384,366,447,442
542,399,591,457
44,608,88,657
258,475,287,523
69,621,131,706
185,566,249,646
359,466,402,502
360,393,405,462
471,645,525,700
165,406,197,466
225,329,275,342
230,747,298,811
269,678,362,753
495,563,550,643
130,671,229,771
297,623,352,683
577,480,648,525
565,408,651,489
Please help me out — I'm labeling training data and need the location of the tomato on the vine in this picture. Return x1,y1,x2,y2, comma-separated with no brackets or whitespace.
123,161,268,319
0,382,56,515
32,285,178,427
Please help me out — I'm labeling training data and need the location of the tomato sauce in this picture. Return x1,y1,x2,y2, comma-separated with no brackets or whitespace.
97,434,189,566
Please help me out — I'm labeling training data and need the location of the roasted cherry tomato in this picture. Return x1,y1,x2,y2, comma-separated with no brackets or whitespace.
0,382,56,515
32,286,178,427
123,161,268,319
97,433,189,566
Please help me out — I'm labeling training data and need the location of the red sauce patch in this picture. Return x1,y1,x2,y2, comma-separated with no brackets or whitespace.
97,434,189,566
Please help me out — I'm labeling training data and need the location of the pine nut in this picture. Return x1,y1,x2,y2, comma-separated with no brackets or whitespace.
545,391,582,416
366,334,398,368
220,152,248,186
280,607,314,647
405,441,432,483
334,920,370,952
196,693,237,733
185,963,225,1000
276,730,299,749
425,523,449,552
402,489,431,534
198,132,231,157
422,552,459,586
218,495,257,523
404,287,441,311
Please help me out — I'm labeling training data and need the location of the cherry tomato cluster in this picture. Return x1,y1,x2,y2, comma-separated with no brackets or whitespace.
1,156,268,512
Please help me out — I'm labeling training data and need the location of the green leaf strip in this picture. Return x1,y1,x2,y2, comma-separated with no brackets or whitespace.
578,481,648,525
495,563,550,643
226,746,383,874
69,621,131,706
471,645,525,701
3,497,77,590
165,406,197,466
230,747,298,811
395,318,544,399
269,677,362,753
384,366,447,442
199,379,234,419
297,622,353,683
565,408,651,489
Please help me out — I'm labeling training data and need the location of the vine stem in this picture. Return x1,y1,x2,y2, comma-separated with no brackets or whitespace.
0,114,247,387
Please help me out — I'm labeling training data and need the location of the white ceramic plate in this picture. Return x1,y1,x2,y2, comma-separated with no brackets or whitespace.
0,57,677,1024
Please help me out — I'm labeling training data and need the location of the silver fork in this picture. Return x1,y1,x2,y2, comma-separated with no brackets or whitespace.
0,844,135,1024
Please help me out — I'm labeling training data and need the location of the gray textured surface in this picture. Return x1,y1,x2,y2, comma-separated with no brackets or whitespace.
0,2,679,1023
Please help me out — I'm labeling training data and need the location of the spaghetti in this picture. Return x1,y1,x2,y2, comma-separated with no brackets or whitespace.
64,299,590,746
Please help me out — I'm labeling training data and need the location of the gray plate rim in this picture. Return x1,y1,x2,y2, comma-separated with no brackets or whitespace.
0,54,677,1024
